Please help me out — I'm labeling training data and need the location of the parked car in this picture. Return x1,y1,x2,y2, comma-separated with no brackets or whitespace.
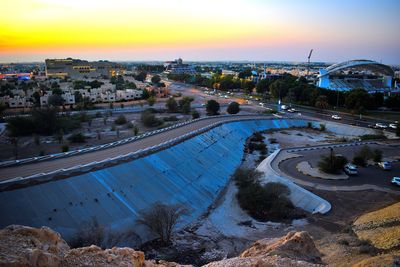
287,108,296,113
344,163,358,175
281,105,288,110
391,177,400,186
331,114,341,120
375,123,388,129
389,123,397,129
378,161,391,170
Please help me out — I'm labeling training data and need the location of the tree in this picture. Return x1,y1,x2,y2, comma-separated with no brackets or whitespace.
397,122,400,137
54,130,64,144
147,96,156,106
135,71,147,82
165,97,178,112
256,79,270,94
151,75,161,84
238,68,252,79
318,149,348,174
315,95,329,110
269,80,288,100
137,202,187,245
345,88,371,111
48,94,65,107
206,100,220,116
227,101,240,114
191,109,200,119
8,136,19,159
179,96,194,114
242,80,255,94
68,133,86,143
141,110,161,127
114,115,127,125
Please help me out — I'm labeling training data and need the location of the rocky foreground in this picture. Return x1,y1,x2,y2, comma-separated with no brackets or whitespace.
0,225,325,267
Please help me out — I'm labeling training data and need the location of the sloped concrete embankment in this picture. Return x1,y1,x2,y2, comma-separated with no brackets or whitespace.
0,119,311,243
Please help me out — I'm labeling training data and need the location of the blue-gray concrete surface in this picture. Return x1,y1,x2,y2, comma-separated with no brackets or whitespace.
0,119,308,241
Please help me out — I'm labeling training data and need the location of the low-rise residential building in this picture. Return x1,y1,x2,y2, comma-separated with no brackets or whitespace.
116,89,143,101
7,96,31,108
100,92,116,102
62,93,75,105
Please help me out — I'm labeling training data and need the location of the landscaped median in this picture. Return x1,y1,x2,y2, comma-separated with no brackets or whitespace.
296,161,349,180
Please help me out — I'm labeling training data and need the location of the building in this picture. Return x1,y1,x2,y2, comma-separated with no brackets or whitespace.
317,60,394,93
45,58,124,79
164,58,196,75
116,89,143,101
100,92,116,102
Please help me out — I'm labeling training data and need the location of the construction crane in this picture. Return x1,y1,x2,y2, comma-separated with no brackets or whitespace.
307,49,313,76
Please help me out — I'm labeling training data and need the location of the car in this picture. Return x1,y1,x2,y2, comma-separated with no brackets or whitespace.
331,114,341,120
287,108,296,113
281,105,288,110
378,161,391,170
344,163,358,175
391,177,400,186
389,123,397,129
375,123,388,129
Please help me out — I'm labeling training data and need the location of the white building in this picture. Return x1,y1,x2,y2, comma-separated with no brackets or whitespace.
100,92,116,102
7,96,30,108
116,89,143,101
62,93,75,105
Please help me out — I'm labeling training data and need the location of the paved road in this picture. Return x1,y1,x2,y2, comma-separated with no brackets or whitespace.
279,143,400,190
0,115,271,181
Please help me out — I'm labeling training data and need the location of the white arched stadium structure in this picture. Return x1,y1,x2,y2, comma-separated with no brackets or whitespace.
318,60,394,92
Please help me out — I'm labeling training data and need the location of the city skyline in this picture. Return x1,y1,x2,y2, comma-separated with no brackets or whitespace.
1,0,399,64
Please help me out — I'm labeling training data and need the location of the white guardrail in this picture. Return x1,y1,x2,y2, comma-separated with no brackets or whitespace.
0,115,284,189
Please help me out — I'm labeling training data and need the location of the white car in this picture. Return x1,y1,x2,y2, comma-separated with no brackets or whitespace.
287,108,296,113
375,123,388,129
391,177,400,186
389,123,397,129
344,163,358,175
378,161,392,170
331,114,341,120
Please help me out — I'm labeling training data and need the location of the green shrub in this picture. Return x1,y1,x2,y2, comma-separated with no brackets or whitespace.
114,115,127,125
141,110,162,127
319,123,326,131
163,116,179,122
191,110,200,119
353,156,366,166
373,149,383,163
307,122,313,128
360,134,387,140
233,168,303,222
68,133,86,143
250,132,264,142
269,138,277,144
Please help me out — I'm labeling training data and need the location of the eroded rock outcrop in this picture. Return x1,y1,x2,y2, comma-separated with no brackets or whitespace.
0,226,324,267
204,231,324,267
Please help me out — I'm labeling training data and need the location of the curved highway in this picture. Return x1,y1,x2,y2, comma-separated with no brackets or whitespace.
0,114,272,181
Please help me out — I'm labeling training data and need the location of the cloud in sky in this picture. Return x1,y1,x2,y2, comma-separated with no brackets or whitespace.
1,0,399,63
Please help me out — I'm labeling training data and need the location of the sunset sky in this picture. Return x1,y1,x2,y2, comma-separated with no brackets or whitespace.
1,0,399,63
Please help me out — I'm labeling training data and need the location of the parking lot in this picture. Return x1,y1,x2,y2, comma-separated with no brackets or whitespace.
279,143,400,190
